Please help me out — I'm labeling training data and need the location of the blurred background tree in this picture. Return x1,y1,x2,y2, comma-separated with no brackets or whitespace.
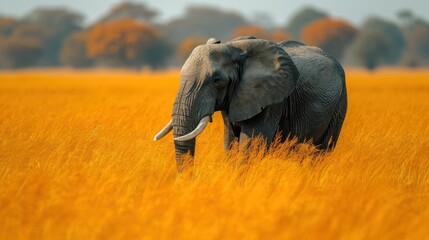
87,18,168,68
97,1,158,24
163,6,247,45
351,30,390,70
269,29,292,42
22,8,84,66
0,17,19,37
10,23,46,40
0,17,44,68
401,24,429,67
286,6,328,40
178,37,207,63
301,18,357,60
397,10,427,33
351,17,405,69
251,12,275,29
59,31,92,67
140,37,173,69
396,10,429,67
0,1,427,69
0,37,41,68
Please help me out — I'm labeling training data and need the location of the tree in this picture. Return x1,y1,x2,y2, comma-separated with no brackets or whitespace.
0,17,19,37
286,6,328,40
351,30,391,70
0,37,41,68
397,9,427,33
141,38,173,69
0,23,45,68
11,23,47,40
251,12,275,29
0,17,47,68
301,18,357,60
178,37,207,63
269,29,292,42
60,31,92,67
87,18,160,67
98,1,158,24
163,6,247,44
402,24,429,66
351,17,405,69
24,8,83,31
395,10,429,66
23,8,84,66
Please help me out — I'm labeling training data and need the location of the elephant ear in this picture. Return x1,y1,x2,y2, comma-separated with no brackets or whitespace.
228,36,257,42
227,39,299,122
206,38,221,44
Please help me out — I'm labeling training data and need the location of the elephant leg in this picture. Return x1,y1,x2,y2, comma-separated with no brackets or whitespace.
238,103,283,152
318,88,347,150
221,111,240,152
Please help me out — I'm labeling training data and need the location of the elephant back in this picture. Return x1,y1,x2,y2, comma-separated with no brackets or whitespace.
279,40,346,117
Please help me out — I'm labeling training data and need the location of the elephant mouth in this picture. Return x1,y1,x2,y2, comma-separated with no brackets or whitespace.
173,115,212,141
153,115,212,142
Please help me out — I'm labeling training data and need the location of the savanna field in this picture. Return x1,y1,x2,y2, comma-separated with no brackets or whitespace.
0,69,428,240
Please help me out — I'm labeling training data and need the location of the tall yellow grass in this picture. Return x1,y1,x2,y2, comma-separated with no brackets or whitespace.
0,68,428,239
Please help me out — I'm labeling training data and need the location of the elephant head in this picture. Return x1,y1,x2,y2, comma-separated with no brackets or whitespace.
154,37,299,171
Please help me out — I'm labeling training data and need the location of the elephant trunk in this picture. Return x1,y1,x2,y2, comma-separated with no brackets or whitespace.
172,94,199,171
173,124,196,172
171,79,216,171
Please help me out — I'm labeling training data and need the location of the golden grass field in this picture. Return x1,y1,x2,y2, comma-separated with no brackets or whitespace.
0,68,428,240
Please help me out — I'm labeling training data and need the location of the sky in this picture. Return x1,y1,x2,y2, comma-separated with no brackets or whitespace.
1,0,428,26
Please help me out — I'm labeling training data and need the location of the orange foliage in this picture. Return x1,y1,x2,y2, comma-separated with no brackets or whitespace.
0,18,18,36
87,18,158,65
270,29,292,42
0,37,41,68
232,25,291,42
11,24,47,40
301,18,356,59
60,31,91,67
178,37,207,62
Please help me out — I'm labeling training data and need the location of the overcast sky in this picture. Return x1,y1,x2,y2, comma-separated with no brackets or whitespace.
1,0,427,26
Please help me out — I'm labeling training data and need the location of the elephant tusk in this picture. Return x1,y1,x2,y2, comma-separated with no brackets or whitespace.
153,120,173,141
174,115,212,142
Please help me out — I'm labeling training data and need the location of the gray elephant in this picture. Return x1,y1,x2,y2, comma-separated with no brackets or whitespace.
154,36,347,171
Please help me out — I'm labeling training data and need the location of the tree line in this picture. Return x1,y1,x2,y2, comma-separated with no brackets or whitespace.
0,2,428,70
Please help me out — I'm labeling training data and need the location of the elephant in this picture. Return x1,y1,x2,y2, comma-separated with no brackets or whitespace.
154,36,347,171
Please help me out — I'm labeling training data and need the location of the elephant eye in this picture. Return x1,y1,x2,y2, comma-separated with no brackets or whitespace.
213,75,228,88
213,76,222,86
